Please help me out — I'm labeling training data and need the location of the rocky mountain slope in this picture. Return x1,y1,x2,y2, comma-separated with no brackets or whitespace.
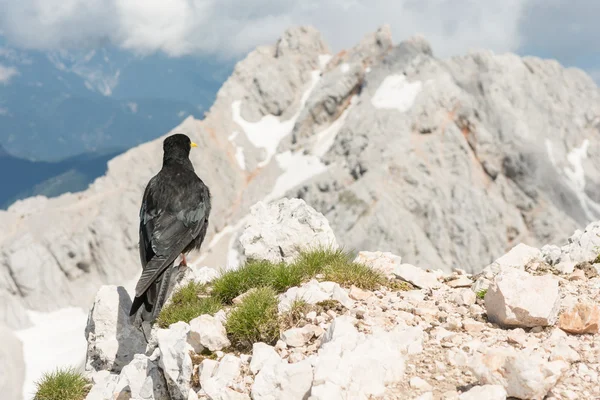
2,23,600,346
71,198,600,400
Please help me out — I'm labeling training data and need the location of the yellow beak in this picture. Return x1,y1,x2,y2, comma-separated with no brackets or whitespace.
191,142,198,148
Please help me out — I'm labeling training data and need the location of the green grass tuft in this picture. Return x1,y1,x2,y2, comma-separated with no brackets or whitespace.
225,287,280,349
34,367,89,400
157,282,222,328
476,289,487,299
292,247,352,277
211,259,285,304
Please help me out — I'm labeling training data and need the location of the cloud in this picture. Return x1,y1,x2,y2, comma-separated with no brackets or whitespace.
0,0,529,60
0,63,18,83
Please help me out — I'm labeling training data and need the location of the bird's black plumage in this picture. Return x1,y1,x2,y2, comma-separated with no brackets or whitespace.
129,133,211,319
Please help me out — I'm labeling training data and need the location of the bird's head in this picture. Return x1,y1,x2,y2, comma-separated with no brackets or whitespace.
163,133,198,161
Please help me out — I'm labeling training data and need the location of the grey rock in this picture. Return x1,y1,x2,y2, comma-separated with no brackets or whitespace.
84,285,147,374
239,198,338,264
157,322,195,400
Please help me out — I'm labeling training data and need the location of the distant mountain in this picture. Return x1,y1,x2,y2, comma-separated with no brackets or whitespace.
0,144,121,208
0,37,234,161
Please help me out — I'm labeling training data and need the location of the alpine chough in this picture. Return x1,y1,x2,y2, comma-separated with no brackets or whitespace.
129,133,211,320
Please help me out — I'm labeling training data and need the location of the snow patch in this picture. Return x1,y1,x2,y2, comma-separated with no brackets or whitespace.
231,71,321,167
318,54,332,70
263,151,327,203
563,139,600,220
235,146,246,170
371,74,423,112
15,307,88,400
340,63,350,73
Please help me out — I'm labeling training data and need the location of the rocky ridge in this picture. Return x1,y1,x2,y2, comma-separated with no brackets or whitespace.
82,198,600,400
2,24,600,335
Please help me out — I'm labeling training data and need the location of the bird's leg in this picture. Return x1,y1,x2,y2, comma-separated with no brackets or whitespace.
181,253,188,267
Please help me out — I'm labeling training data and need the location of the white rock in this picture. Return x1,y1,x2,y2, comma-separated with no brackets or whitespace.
157,322,195,400
469,348,568,400
413,393,433,400
199,359,219,387
84,285,147,374
85,373,119,400
445,276,473,288
189,314,231,352
310,317,423,399
488,243,542,271
409,376,432,391
550,342,581,363
282,326,315,347
451,289,476,306
239,198,338,264
112,354,170,399
459,385,507,400
353,251,402,278
250,343,281,375
251,358,314,400
278,280,349,313
202,355,242,400
393,264,441,289
484,269,560,327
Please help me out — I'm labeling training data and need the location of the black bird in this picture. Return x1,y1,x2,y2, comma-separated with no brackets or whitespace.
129,133,211,320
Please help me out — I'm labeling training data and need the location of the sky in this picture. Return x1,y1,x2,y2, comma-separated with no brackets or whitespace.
0,0,598,83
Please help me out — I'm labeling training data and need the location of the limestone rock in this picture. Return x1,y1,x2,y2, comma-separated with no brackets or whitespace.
189,314,231,352
251,358,313,400
469,348,568,400
484,269,560,328
393,264,441,289
84,285,147,374
281,326,316,347
112,354,169,400
353,251,402,278
250,343,281,375
558,302,600,334
459,385,507,400
310,316,424,399
239,198,338,264
157,322,195,400
278,280,350,313
202,355,242,400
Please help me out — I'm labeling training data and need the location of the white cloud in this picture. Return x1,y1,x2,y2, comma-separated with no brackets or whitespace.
0,0,529,59
0,63,18,83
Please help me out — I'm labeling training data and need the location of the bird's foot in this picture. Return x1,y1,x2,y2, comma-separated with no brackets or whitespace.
179,253,188,268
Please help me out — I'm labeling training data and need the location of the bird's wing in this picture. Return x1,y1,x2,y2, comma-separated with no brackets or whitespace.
135,179,209,297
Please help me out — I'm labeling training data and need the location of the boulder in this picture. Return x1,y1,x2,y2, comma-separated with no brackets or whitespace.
157,322,195,400
250,343,281,375
251,357,313,400
239,198,338,264
84,285,147,374
558,302,600,334
189,314,231,352
484,269,560,328
393,264,441,289
469,348,569,400
201,355,243,400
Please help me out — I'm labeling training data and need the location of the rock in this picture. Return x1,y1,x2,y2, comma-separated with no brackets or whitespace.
410,377,433,391
488,243,542,271
540,244,562,266
349,285,372,301
189,314,231,352
281,326,316,347
111,354,169,400
550,342,581,363
310,316,424,399
0,325,24,400
85,373,120,400
251,358,313,400
469,348,569,400
202,355,242,400
84,285,147,374
451,289,477,306
238,198,338,264
278,280,348,313
558,302,600,334
157,322,195,400
568,269,586,281
393,264,441,289
484,269,560,328
445,276,473,288
353,251,402,278
250,343,281,375
459,385,507,400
